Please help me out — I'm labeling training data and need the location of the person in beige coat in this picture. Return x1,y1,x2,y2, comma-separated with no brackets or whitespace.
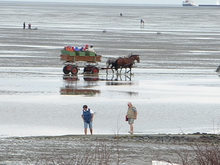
127,102,137,134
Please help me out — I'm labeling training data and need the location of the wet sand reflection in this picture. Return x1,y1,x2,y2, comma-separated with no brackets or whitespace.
60,73,137,96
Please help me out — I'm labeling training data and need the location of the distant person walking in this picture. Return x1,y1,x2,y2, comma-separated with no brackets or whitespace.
81,105,94,135
140,19,145,28
23,22,26,29
126,102,137,134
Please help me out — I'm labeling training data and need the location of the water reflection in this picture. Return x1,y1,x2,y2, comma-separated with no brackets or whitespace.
60,73,138,96
60,87,100,96
83,75,99,81
105,73,134,86
105,73,132,81
60,74,100,96
63,74,79,81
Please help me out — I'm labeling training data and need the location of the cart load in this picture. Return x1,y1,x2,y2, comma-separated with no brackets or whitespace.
60,45,102,74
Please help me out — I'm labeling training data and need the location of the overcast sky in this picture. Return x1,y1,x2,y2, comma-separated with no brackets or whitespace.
3,0,219,5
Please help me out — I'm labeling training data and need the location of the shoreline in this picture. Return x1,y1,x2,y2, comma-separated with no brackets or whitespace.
9,133,220,144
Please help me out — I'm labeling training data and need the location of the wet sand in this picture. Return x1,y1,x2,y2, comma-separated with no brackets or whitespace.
1,134,220,165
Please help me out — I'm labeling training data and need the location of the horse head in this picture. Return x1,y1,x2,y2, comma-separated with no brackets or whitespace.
129,55,140,63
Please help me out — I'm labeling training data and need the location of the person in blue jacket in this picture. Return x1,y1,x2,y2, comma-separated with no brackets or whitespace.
81,105,94,135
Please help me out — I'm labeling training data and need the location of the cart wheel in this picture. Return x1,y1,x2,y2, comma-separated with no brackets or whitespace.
84,66,92,73
70,66,78,74
92,67,99,74
63,65,70,74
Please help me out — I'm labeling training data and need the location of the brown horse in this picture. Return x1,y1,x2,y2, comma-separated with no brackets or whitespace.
115,54,140,74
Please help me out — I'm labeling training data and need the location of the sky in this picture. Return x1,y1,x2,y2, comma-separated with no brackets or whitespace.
2,0,219,5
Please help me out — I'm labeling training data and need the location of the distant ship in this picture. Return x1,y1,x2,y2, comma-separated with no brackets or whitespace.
182,0,196,6
199,0,220,6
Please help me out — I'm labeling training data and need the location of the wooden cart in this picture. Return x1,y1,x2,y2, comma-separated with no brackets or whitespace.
60,49,102,74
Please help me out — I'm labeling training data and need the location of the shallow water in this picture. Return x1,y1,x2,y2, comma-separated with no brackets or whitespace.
0,67,219,137
0,2,220,137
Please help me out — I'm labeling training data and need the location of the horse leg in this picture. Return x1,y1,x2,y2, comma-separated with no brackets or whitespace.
116,68,119,75
106,63,111,74
127,65,133,74
125,73,131,81
106,64,109,74
114,66,119,75
129,67,134,75
116,68,120,75
126,66,131,74
120,67,123,75
111,66,114,74
119,74,122,81
124,66,129,74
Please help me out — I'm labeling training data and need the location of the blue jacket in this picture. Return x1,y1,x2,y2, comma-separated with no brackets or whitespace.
83,109,92,123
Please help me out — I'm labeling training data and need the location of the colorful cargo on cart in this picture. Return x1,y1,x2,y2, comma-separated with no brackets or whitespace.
60,46,102,74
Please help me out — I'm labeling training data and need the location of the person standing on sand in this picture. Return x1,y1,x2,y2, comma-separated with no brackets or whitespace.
23,22,26,29
140,19,143,25
28,23,31,29
140,19,145,28
81,105,94,135
127,102,137,134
